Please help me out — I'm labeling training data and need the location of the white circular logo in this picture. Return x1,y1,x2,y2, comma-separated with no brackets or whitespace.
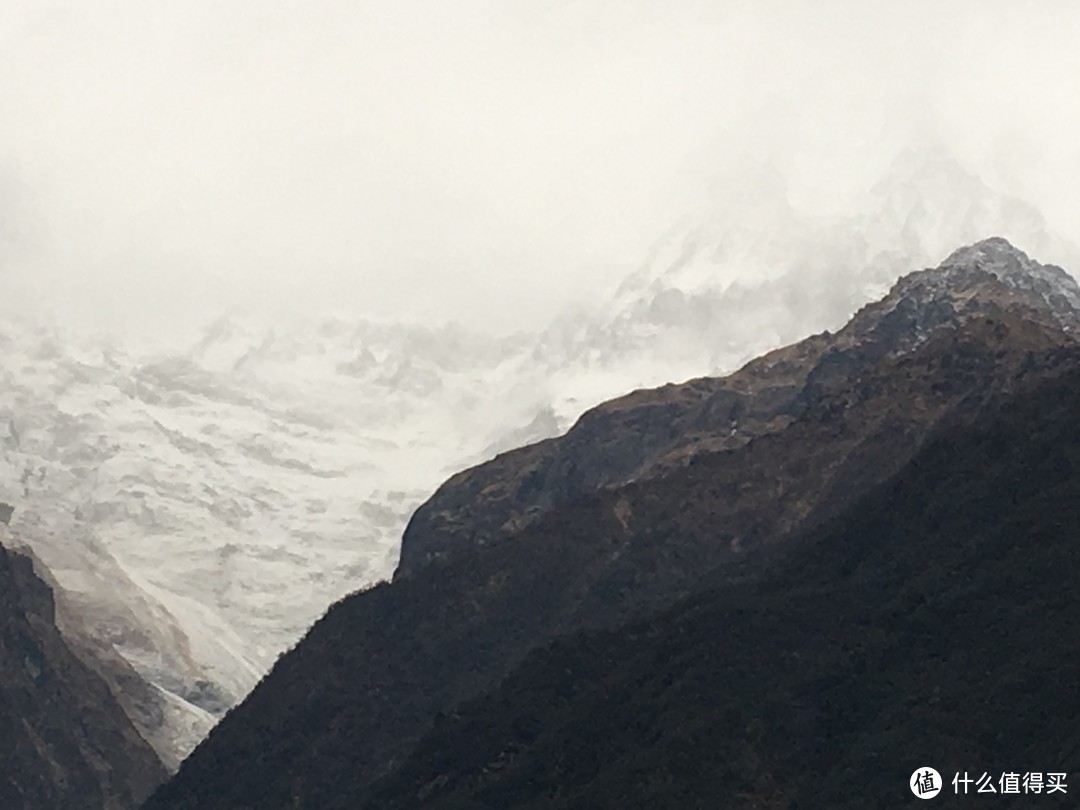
911,767,943,799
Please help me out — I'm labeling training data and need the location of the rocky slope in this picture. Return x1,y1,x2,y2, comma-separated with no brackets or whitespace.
0,514,166,809
365,353,1080,809
397,237,1080,575
145,238,1080,809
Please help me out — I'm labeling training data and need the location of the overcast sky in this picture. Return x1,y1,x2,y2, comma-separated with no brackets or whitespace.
2,0,1079,339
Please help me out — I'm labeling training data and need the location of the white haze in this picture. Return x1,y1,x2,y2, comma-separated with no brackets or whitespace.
1,0,1079,339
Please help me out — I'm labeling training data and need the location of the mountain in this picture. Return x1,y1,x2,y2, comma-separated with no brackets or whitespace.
0,314,542,765
145,238,1080,809
542,146,1080,390
0,513,166,809
5,147,1076,768
364,347,1080,810
396,236,1080,576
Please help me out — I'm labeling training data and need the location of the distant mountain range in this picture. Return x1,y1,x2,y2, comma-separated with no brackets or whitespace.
1,145,1077,780
144,236,1080,808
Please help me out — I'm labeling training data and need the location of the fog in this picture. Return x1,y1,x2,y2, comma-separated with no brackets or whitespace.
2,0,1079,339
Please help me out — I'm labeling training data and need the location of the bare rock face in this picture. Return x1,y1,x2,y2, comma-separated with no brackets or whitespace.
0,524,167,809
41,566,218,772
396,237,1080,577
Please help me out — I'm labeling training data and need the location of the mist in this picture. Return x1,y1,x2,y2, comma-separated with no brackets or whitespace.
2,0,1079,340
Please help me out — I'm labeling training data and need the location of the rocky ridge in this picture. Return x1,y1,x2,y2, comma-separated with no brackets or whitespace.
0,510,166,809
397,237,1080,576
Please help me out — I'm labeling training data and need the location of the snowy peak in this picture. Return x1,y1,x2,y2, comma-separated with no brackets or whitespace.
863,148,1076,272
874,237,1080,336
939,237,1080,313
941,235,1039,267
560,147,1080,397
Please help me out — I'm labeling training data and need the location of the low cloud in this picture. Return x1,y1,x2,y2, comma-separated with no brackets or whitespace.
1,0,1078,337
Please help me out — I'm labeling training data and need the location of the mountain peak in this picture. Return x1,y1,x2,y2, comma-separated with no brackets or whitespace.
941,235,1036,271
939,237,1080,300
864,237,1080,338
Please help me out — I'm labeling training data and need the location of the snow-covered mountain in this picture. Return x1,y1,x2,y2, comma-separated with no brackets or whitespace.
0,315,545,764
555,146,1080,385
1,146,1076,767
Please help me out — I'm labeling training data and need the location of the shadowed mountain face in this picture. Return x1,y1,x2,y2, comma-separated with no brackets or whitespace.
0,532,166,809
145,239,1080,809
364,359,1080,810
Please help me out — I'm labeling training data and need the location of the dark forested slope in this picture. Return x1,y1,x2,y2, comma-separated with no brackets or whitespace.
366,358,1080,809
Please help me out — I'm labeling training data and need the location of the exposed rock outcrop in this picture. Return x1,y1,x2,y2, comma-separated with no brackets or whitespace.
0,512,167,809
397,238,1080,576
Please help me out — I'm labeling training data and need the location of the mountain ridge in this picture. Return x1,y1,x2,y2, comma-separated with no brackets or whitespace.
396,237,1080,576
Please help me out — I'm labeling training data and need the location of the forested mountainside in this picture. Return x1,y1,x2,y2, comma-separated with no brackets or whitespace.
146,239,1080,809
365,350,1080,810
0,520,166,809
